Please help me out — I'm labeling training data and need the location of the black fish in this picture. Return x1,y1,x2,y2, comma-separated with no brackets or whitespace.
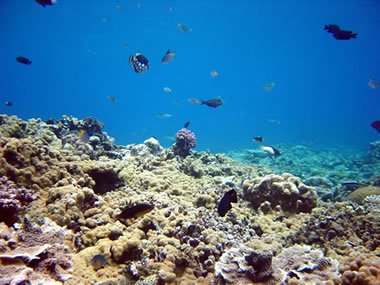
184,121,190,128
217,189,237,217
371,120,380,133
201,98,223,108
341,182,368,190
253,136,263,143
35,0,56,7
116,203,154,220
16,56,32,65
324,24,340,34
129,53,149,73
5,101,13,107
333,30,357,40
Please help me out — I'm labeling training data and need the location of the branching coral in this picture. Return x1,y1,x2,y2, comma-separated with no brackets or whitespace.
0,176,35,225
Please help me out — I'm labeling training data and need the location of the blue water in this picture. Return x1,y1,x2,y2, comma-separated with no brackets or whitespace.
1,0,379,153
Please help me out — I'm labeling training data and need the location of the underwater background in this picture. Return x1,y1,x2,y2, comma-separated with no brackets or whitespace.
1,0,379,152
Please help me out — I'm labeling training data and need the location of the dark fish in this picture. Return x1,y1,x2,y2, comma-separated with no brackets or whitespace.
16,56,32,65
201,98,223,108
89,254,108,270
217,189,237,217
341,182,369,190
116,203,154,220
324,24,340,34
260,145,281,156
5,101,13,107
371,121,380,133
324,24,357,40
35,0,56,7
253,136,263,143
184,121,190,128
333,30,357,40
129,53,149,73
161,49,175,64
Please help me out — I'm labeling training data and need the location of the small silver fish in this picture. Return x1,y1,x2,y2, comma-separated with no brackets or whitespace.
210,69,219,78
263,82,275,92
107,96,118,103
178,23,191,33
157,112,173,118
161,49,175,64
163,87,172,93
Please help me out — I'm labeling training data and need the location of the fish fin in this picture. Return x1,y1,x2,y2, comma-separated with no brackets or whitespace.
351,33,358,38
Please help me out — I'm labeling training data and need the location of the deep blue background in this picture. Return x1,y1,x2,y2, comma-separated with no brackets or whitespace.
1,0,379,152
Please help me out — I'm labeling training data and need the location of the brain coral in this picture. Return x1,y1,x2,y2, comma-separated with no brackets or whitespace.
243,173,317,213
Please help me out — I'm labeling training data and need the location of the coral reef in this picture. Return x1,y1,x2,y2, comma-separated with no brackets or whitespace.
215,244,340,284
367,140,380,162
339,253,380,285
347,185,380,204
0,176,35,225
0,217,74,284
243,173,318,214
172,128,197,158
0,114,379,285
288,202,380,254
229,143,380,197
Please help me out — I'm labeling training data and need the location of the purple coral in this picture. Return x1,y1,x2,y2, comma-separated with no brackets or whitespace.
173,128,197,158
0,176,35,226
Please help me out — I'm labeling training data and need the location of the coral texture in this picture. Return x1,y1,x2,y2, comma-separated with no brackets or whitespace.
172,128,197,158
243,173,318,213
339,253,380,285
347,185,380,204
0,176,35,225
0,218,73,284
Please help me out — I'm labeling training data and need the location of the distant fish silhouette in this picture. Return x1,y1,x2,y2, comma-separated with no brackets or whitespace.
253,136,263,143
324,24,357,40
371,121,380,133
201,98,223,108
16,56,32,65
35,0,56,7
184,121,190,128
